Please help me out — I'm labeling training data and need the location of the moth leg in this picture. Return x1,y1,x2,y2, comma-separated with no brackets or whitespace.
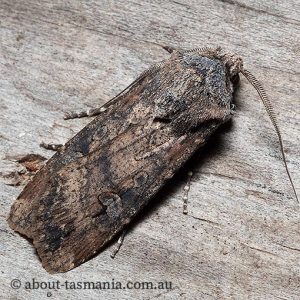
40,142,64,151
64,107,107,120
230,103,236,115
65,62,164,121
182,171,193,214
110,230,127,258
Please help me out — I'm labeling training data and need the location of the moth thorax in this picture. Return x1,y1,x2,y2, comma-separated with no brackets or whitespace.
221,52,243,77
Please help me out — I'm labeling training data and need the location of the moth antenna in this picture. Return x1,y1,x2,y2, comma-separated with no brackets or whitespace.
161,45,177,53
184,46,222,54
241,69,298,203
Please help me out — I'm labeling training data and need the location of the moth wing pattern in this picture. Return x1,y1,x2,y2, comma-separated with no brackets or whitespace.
8,49,237,273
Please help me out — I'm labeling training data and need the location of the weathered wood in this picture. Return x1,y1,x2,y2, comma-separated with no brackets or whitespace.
0,0,299,299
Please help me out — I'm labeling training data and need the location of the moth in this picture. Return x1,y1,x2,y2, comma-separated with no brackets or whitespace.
7,46,298,273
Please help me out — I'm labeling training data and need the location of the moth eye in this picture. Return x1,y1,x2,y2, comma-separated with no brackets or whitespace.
230,74,240,86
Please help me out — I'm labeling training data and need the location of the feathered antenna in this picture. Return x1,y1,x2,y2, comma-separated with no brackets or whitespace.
241,69,298,203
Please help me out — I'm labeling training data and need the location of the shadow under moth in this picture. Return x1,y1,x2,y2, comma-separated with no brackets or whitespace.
7,46,298,273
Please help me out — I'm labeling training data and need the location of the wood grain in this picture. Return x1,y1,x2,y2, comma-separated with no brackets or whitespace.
0,0,299,299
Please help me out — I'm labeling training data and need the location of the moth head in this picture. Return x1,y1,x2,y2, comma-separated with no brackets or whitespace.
220,52,243,78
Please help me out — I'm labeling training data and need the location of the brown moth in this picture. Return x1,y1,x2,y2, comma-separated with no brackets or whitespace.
7,46,298,273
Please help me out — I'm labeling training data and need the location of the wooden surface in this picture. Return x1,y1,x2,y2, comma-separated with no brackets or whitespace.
0,0,299,299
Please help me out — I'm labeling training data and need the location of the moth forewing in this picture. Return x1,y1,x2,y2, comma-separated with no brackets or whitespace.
7,48,263,273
